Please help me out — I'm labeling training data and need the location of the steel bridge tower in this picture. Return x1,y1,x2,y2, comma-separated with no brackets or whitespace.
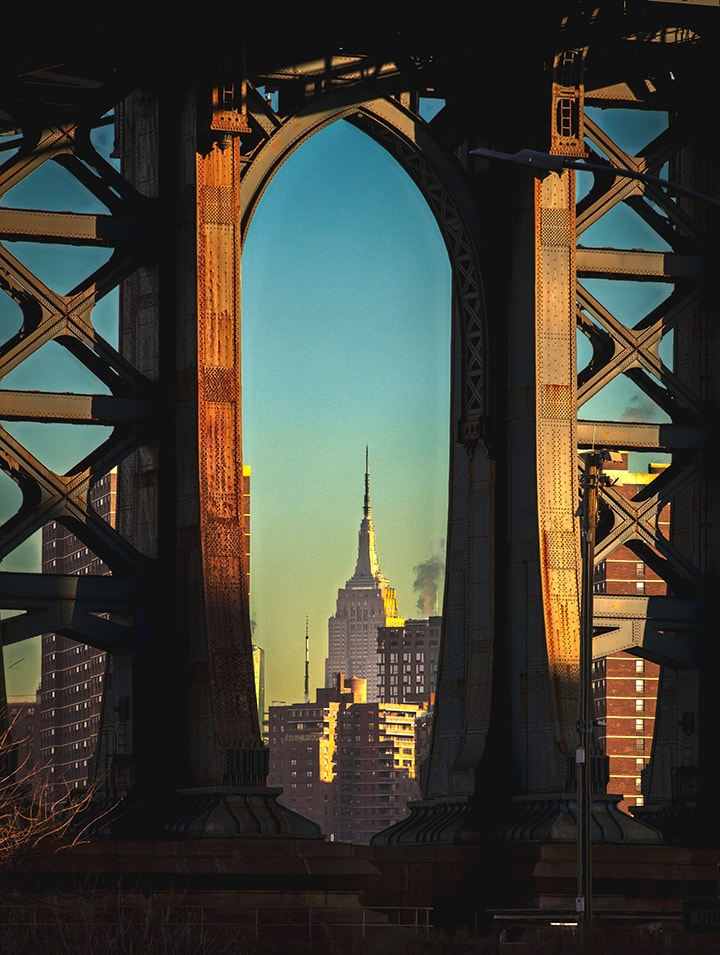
1,5,719,849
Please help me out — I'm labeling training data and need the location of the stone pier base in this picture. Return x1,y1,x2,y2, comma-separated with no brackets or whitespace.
2,838,720,952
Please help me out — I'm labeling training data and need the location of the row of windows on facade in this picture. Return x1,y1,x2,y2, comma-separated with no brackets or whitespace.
40,703,98,719
277,723,414,734
285,763,413,778
286,786,409,798
45,674,103,688
44,660,103,674
43,674,102,700
597,699,650,713
270,762,407,778
46,543,91,555
47,562,104,574
44,745,90,754
44,637,103,653
380,677,428,687
594,580,655,594
594,658,647,674
41,731,97,744
380,663,433,673
381,651,439,661
593,679,653,694
45,759,90,780
40,718,97,732
280,711,417,723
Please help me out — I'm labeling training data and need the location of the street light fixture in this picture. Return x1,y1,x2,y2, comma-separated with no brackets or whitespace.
576,449,614,943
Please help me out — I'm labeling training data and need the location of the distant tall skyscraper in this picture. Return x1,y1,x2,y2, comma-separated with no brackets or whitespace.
325,451,401,702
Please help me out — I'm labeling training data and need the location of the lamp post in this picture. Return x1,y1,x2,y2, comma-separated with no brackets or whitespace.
470,144,717,941
576,450,609,943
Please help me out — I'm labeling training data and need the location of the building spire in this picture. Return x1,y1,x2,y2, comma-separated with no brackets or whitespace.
354,447,380,580
364,445,371,519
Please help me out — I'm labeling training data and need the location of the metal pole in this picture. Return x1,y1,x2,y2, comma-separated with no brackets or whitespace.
577,451,602,943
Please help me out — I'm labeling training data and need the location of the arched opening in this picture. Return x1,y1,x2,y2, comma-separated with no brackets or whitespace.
242,116,452,708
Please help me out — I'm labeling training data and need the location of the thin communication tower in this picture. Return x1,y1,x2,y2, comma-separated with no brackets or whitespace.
304,614,310,704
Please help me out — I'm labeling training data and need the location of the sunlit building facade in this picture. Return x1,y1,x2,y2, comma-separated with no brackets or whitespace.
591,457,668,814
376,616,441,705
268,675,426,843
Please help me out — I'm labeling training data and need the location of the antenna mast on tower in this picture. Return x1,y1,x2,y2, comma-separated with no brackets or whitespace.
304,614,310,704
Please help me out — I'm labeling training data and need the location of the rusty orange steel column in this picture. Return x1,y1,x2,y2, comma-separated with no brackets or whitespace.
195,77,261,760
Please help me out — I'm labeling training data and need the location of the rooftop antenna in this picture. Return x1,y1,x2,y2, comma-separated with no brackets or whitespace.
304,614,310,704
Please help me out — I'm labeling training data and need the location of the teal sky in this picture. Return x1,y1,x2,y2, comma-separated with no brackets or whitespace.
2,103,675,709
242,119,451,704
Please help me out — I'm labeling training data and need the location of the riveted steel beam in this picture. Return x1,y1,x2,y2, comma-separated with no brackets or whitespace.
593,593,700,668
0,571,137,653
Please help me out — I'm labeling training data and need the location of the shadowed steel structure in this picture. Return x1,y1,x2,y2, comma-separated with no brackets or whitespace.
0,4,718,849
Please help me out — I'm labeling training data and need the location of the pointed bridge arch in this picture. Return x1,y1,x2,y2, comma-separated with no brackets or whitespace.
239,86,498,801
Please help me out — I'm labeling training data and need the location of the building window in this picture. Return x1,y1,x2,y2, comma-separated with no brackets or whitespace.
635,680,644,694
635,659,644,674
635,719,644,735
635,562,646,576
635,698,644,714
636,581,645,594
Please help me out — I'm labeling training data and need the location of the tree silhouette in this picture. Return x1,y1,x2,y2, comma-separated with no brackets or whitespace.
0,718,102,881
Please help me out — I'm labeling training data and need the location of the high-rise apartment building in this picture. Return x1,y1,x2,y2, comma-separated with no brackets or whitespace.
591,456,668,814
332,692,423,844
267,689,342,833
325,452,402,702
267,675,426,843
376,616,441,705
36,463,257,796
38,469,116,798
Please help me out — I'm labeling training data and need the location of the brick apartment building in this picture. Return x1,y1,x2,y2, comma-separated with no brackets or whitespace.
267,675,426,843
591,456,668,813
376,616,441,706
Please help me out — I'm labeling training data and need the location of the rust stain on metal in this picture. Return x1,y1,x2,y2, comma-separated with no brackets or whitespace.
195,103,258,746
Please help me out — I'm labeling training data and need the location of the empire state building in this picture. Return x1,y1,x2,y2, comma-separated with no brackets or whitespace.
325,451,401,702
